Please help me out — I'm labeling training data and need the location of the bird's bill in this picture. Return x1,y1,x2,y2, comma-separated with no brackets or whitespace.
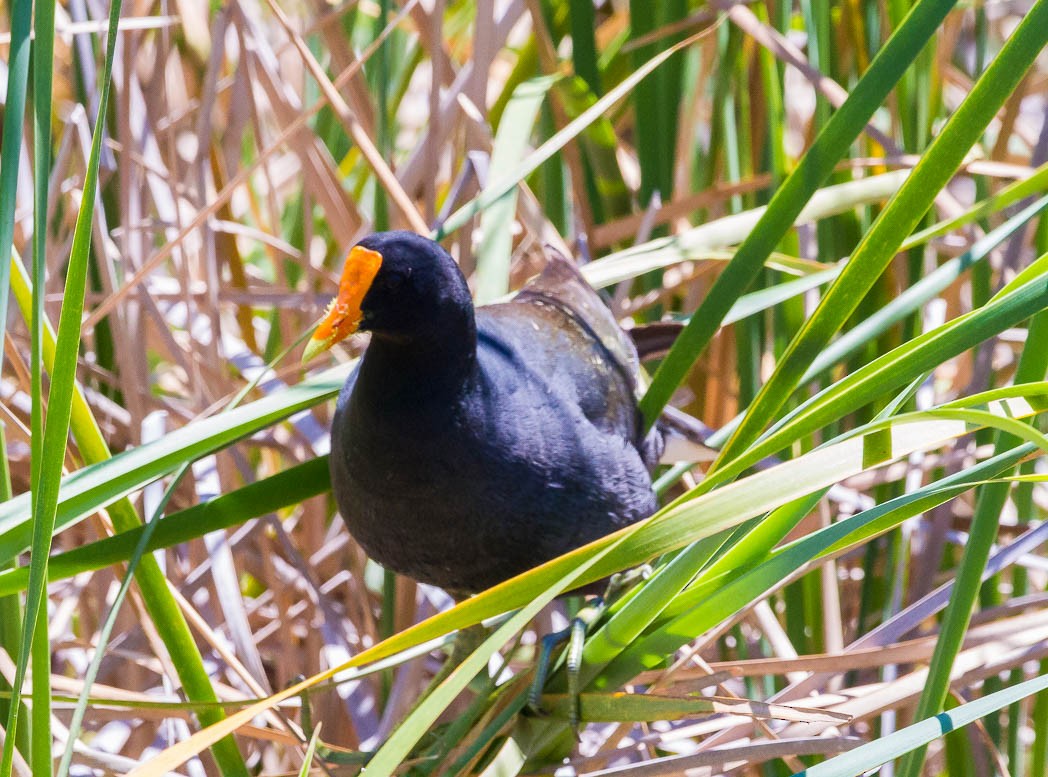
303,245,383,363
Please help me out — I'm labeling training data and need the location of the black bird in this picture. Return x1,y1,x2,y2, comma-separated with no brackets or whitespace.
304,231,661,597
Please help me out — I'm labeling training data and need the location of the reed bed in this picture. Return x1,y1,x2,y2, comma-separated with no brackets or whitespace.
1,1,1047,775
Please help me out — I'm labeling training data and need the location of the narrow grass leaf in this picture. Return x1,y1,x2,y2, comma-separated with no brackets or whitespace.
582,172,909,289
56,334,312,777
799,673,1048,777
364,544,616,777
897,258,1048,777
29,0,59,767
0,0,31,377
8,255,254,776
802,193,1048,382
902,161,1048,249
475,75,557,303
298,724,323,777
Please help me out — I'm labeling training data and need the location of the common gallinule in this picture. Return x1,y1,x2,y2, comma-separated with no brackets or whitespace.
304,231,662,598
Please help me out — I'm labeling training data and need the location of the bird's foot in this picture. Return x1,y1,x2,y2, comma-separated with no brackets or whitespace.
527,564,653,737
527,599,602,737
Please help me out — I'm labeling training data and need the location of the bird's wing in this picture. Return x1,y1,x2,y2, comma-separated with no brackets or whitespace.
513,249,641,391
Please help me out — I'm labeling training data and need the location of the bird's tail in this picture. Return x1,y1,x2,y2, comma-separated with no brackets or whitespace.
628,321,718,465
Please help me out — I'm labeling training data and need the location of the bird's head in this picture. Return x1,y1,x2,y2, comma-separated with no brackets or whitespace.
303,231,470,362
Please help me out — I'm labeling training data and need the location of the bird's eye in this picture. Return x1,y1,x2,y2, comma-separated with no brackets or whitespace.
385,273,405,292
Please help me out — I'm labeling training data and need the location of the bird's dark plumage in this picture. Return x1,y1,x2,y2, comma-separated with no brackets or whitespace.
324,231,660,596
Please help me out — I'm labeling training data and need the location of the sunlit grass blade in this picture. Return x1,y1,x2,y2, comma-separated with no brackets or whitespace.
520,392,1048,756
606,444,1034,687
802,672,1048,777
297,724,323,777
7,248,253,776
0,0,30,374
364,549,615,777
0,0,32,764
19,0,58,768
55,331,312,777
801,193,1048,381
903,161,1048,249
538,693,850,724
4,0,240,772
582,171,909,289
475,75,557,303
0,424,28,763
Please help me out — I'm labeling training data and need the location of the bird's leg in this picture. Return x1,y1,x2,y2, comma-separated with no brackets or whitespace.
527,565,653,735
527,602,600,733
604,564,654,600
420,622,490,701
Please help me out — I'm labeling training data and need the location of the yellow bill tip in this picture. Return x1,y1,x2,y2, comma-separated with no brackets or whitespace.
301,333,333,364
301,245,384,365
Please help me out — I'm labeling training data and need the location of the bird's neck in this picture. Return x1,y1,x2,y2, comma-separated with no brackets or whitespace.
358,311,478,403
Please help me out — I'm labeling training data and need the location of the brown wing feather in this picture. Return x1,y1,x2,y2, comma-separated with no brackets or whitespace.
513,249,642,392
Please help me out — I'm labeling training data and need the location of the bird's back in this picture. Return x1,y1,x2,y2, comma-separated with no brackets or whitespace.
479,254,657,464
